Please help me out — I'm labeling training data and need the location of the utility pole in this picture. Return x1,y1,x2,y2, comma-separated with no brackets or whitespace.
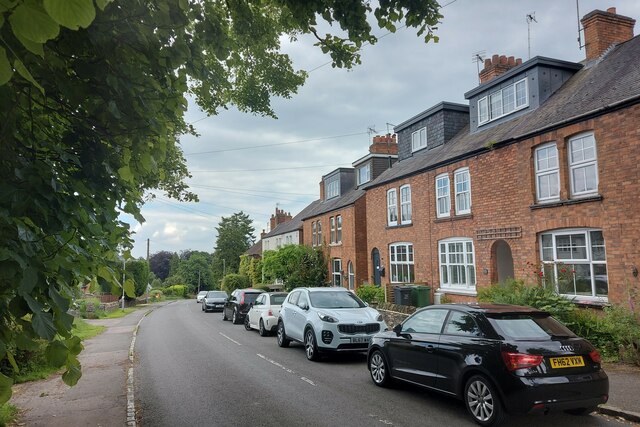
198,270,201,293
121,258,126,310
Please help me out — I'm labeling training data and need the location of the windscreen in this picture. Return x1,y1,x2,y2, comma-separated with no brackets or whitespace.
309,291,365,309
270,294,287,305
207,291,227,298
244,293,261,304
489,314,576,340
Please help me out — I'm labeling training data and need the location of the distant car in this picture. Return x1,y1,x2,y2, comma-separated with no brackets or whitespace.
244,292,288,336
222,288,265,324
201,290,228,312
367,303,609,426
196,291,207,303
276,287,387,361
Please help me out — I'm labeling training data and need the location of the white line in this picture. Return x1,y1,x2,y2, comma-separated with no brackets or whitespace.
219,332,242,346
300,377,316,386
256,354,316,386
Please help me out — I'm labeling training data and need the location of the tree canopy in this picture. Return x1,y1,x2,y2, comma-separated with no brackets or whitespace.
148,251,175,281
212,211,255,281
0,0,441,403
262,245,327,291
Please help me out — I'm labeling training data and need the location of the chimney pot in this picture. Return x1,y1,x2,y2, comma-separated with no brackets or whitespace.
507,56,515,66
479,53,521,84
516,58,522,65
607,7,616,14
491,54,499,63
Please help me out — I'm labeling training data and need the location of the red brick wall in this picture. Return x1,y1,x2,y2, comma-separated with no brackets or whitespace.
582,8,636,61
366,104,640,305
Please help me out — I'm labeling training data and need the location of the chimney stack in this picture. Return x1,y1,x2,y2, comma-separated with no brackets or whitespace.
369,134,398,155
479,55,522,84
582,7,635,61
269,207,292,230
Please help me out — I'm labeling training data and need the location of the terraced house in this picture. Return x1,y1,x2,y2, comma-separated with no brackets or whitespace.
362,7,640,307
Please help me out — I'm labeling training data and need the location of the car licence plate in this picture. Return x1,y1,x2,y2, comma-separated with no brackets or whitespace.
550,356,585,368
351,336,371,344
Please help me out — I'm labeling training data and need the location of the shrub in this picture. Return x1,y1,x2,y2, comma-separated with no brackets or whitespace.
163,285,187,297
221,274,251,294
149,289,164,301
356,284,385,304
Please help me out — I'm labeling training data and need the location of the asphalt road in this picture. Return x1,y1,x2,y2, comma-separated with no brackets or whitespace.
134,301,630,427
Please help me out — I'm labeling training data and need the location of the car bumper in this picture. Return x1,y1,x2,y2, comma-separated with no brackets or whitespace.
263,316,279,331
204,303,225,311
316,322,386,352
501,370,609,414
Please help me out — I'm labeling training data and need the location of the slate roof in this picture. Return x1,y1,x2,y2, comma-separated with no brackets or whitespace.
364,35,640,189
245,239,262,257
300,188,366,220
262,199,322,238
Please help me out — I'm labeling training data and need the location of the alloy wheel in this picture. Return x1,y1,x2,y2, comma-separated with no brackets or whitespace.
467,379,494,422
370,352,386,384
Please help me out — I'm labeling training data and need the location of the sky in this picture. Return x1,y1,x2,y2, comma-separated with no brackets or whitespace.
125,0,640,259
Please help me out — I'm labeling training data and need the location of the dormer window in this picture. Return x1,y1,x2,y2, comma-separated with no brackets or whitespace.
411,127,427,152
357,163,371,185
325,177,340,199
478,78,528,125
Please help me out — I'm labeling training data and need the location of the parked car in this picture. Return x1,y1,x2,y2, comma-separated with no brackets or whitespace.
367,303,609,426
276,287,387,361
196,290,207,303
201,290,228,312
222,288,265,324
244,292,288,336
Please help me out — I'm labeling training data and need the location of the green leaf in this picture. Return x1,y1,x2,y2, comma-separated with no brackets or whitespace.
45,340,68,367
6,351,18,372
19,266,38,294
124,278,135,298
43,0,95,30
23,294,43,312
118,165,134,183
14,59,45,94
95,0,113,11
15,32,45,57
0,46,13,85
49,286,70,312
0,340,5,360
98,265,115,282
15,334,39,351
61,358,81,386
0,372,13,405
9,2,60,43
65,336,83,356
32,311,57,340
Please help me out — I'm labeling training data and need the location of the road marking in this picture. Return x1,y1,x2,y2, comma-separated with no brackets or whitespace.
219,332,242,346
369,414,394,425
256,354,317,386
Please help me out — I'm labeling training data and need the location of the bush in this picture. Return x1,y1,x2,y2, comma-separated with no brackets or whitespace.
76,297,102,319
356,284,385,304
163,285,187,297
221,274,251,294
149,289,165,301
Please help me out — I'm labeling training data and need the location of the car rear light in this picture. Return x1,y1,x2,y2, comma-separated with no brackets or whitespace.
501,352,543,371
589,350,602,363
239,294,244,305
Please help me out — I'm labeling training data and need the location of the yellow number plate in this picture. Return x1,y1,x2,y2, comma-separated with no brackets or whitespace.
550,356,585,369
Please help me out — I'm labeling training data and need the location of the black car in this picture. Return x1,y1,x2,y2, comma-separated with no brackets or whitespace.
201,290,228,312
367,303,608,426
222,288,265,324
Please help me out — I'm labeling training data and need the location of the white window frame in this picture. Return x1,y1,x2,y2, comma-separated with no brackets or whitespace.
400,185,412,225
478,78,528,125
311,221,317,247
387,188,398,226
330,216,336,244
336,215,342,243
439,238,476,292
569,133,598,197
332,258,342,287
411,127,427,152
357,163,371,185
317,221,322,246
435,174,450,218
347,261,355,290
539,228,607,301
389,242,414,284
535,143,560,202
325,178,340,199
454,168,471,215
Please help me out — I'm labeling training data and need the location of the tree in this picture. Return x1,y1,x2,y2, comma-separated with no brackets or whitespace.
0,0,441,403
262,245,327,291
126,259,150,297
212,212,255,279
239,255,262,286
149,251,175,281
176,251,214,293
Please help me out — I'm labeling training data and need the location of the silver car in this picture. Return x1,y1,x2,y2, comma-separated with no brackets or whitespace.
276,287,387,361
202,290,228,312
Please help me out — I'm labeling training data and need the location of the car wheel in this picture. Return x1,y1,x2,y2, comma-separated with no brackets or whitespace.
232,308,240,324
258,319,268,337
564,407,597,416
201,304,204,311
244,314,252,331
222,309,228,321
276,321,290,348
464,375,506,427
304,328,319,361
369,349,392,387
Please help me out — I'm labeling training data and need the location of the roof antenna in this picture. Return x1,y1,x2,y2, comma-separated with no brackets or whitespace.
472,51,486,84
526,12,537,60
576,0,584,49
367,125,377,142
386,122,396,134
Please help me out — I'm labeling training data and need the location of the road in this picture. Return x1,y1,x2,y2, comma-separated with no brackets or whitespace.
134,301,629,427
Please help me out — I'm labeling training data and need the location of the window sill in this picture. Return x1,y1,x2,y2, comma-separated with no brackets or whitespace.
530,194,603,210
436,287,477,296
434,213,473,223
328,242,343,247
386,223,413,230
562,294,609,308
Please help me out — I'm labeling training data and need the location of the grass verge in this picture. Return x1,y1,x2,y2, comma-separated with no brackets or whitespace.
0,403,18,427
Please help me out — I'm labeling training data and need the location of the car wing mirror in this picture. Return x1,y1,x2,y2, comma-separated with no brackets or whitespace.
393,324,403,336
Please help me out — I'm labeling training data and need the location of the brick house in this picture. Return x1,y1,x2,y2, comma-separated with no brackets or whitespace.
261,202,320,252
363,7,640,307
301,135,398,289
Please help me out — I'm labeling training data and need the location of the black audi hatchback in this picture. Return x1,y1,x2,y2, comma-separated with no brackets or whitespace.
367,304,608,426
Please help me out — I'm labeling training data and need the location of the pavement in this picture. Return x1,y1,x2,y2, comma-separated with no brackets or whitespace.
7,303,640,426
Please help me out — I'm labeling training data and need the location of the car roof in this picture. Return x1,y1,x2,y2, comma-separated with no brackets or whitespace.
267,292,288,296
426,303,546,315
296,287,350,292
238,288,265,293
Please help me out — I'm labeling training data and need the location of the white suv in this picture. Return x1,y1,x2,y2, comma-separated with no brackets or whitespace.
276,287,387,361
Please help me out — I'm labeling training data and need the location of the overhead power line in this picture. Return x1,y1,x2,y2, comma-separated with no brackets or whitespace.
191,163,349,173
187,184,317,197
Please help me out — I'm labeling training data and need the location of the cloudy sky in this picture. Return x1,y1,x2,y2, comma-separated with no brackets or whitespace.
125,0,640,259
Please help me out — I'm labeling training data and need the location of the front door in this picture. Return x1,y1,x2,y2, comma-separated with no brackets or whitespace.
372,248,381,286
494,240,515,284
